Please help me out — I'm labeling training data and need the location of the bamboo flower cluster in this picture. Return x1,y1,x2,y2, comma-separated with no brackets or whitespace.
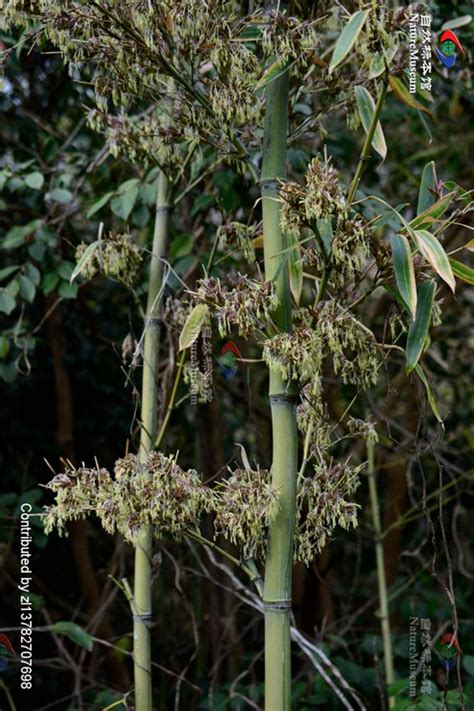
75,232,142,285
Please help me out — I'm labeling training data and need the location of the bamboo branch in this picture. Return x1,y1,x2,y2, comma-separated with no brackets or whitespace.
367,440,395,708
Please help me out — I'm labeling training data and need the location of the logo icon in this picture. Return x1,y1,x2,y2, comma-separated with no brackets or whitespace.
217,341,242,380
435,632,462,671
0,633,16,672
435,29,464,68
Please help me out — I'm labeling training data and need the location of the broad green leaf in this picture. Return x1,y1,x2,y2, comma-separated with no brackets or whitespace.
131,204,150,228
191,193,214,217
57,261,74,280
47,188,73,204
409,192,454,230
417,161,437,215
413,230,455,292
25,171,44,190
110,187,139,220
0,265,20,282
42,272,60,295
59,281,78,299
462,654,474,676
0,289,16,315
179,303,209,351
2,220,40,249
51,622,93,652
18,275,35,303
391,233,417,319
288,232,303,305
329,10,369,73
389,77,433,117
449,258,474,285
414,365,443,423
24,262,40,286
170,234,193,259
70,241,101,282
118,178,140,193
354,85,387,160
255,57,293,90
406,280,435,372
86,191,114,218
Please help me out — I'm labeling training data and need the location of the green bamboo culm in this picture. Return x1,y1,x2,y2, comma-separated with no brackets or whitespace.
367,440,395,708
133,171,170,710
261,63,298,711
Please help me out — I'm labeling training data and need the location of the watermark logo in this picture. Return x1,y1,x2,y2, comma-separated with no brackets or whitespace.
217,341,242,380
0,633,16,672
435,632,462,671
435,29,464,68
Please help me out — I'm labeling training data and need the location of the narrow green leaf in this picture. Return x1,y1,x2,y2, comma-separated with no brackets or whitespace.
389,77,433,117
409,192,454,230
406,280,435,372
256,58,294,90
354,85,387,160
414,365,443,423
329,10,369,72
288,232,303,305
391,233,417,319
178,304,209,351
417,161,437,215
70,241,101,283
51,622,93,652
441,15,472,31
413,230,455,292
86,191,114,218
0,335,9,359
449,258,474,285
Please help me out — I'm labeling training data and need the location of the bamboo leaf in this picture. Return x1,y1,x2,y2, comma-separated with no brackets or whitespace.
87,191,114,218
52,622,93,652
329,10,369,73
409,192,454,230
178,303,209,351
417,161,437,215
255,58,294,90
354,85,387,160
406,280,436,372
389,77,433,117
441,15,472,31
391,233,417,319
288,232,303,305
413,230,455,292
449,258,474,285
414,364,443,423
70,240,101,283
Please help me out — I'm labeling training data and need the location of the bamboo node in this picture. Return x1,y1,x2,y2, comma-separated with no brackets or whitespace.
262,600,292,611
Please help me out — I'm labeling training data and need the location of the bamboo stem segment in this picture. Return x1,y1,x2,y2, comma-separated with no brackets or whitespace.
367,440,395,708
133,171,170,711
261,65,298,711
